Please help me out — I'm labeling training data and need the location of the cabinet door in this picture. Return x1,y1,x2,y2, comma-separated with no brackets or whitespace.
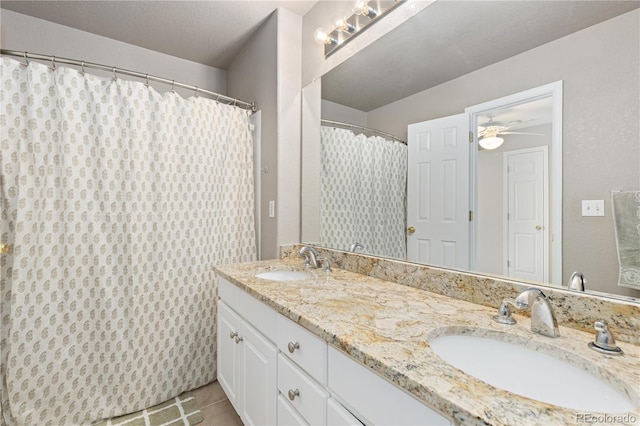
217,301,242,411
239,319,278,426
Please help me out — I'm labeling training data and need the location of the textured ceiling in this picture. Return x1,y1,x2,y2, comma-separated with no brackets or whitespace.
0,0,317,69
322,1,640,111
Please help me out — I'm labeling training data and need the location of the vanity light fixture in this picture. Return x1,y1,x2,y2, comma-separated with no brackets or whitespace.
353,0,379,19
315,0,406,57
334,16,356,34
314,27,338,46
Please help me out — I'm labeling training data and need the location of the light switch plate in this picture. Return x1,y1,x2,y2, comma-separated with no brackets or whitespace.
269,200,275,218
582,200,604,217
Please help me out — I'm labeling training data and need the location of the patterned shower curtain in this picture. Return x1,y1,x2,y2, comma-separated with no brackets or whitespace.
320,126,407,259
0,57,256,425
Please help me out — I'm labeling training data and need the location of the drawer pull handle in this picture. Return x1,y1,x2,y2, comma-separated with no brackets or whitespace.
230,331,238,339
235,335,243,344
287,341,300,353
288,389,300,401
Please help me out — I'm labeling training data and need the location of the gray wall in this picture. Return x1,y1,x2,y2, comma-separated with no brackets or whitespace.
228,9,302,260
227,12,279,260
0,9,226,98
321,100,368,127
364,9,639,297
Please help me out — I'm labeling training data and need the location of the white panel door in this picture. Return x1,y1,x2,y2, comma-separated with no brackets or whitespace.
504,147,548,282
407,114,470,269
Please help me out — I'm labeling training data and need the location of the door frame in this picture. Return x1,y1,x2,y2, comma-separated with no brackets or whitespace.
503,146,549,282
465,81,563,286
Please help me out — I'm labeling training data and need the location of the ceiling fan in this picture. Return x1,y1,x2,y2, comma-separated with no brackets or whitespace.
477,118,547,150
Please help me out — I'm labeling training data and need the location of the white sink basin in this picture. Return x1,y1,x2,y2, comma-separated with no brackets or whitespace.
429,333,636,413
255,270,312,281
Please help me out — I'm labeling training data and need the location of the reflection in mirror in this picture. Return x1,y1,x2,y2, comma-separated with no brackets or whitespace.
474,97,554,283
302,1,640,300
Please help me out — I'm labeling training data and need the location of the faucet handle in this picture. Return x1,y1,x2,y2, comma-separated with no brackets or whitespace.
588,320,623,355
493,299,517,325
318,256,331,272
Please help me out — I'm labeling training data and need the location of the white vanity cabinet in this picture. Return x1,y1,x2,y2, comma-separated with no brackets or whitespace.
217,277,451,426
217,281,278,425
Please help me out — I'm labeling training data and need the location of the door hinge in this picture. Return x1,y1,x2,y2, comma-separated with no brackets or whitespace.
469,131,473,143
469,211,474,221
507,260,510,267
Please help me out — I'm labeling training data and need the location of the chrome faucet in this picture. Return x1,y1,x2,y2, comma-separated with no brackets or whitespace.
298,246,319,268
567,271,586,291
349,242,364,253
493,288,560,338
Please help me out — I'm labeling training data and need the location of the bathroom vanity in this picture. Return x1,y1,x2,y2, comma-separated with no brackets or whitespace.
214,255,640,425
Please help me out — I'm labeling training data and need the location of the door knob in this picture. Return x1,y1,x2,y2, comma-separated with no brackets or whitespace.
407,226,416,234
535,225,542,230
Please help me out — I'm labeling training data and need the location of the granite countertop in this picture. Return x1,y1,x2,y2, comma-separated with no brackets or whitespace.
215,259,640,426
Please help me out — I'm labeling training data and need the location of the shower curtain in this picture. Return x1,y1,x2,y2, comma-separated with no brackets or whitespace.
0,57,256,425
320,126,407,259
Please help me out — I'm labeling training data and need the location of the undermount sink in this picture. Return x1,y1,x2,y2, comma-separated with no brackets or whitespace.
428,332,636,413
255,270,312,281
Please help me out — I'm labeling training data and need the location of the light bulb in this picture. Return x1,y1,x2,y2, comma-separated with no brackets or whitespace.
314,27,330,45
353,0,378,18
479,136,504,150
334,16,356,34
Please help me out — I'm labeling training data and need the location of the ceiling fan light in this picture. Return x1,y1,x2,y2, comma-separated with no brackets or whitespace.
479,136,504,150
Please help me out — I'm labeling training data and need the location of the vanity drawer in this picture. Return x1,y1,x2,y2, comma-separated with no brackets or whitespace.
327,347,450,425
327,398,364,426
278,353,329,426
277,394,308,426
277,314,327,384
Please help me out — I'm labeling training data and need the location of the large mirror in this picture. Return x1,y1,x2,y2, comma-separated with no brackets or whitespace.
301,1,640,300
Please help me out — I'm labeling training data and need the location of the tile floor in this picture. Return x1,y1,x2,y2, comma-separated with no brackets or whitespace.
191,381,243,426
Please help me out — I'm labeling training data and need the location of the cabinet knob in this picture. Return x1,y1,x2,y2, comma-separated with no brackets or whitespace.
230,331,238,339
535,225,542,230
407,226,416,234
288,389,300,401
235,335,243,344
287,341,300,353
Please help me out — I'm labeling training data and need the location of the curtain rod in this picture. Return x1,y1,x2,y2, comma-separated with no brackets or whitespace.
1,49,256,112
321,119,405,144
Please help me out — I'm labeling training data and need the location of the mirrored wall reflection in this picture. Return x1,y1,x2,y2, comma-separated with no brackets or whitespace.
475,98,553,283
319,125,407,259
302,1,640,300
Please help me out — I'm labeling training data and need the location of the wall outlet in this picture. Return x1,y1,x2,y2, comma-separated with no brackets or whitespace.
581,200,604,217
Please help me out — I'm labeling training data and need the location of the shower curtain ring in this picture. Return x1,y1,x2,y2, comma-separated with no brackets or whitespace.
112,67,117,81
50,56,56,70
22,52,29,67
194,86,199,97
145,74,150,87
171,80,175,92
80,61,85,75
